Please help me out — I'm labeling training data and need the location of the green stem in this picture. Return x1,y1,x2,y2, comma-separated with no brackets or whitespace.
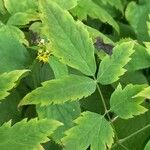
117,143,129,150
112,124,150,149
111,116,119,123
93,77,128,150
96,83,109,115
120,124,150,143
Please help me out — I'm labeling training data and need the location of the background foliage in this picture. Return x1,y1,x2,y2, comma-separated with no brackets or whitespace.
0,0,150,150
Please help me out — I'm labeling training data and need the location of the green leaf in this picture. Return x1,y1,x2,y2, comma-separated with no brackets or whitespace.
147,15,150,37
139,0,150,4
85,25,114,44
110,84,147,119
4,0,38,14
125,43,150,71
125,1,150,41
97,42,135,85
36,101,81,142
113,71,148,87
62,111,114,150
0,0,6,14
0,34,31,73
53,0,77,10
113,105,150,150
93,0,123,13
39,0,96,76
20,75,96,106
0,90,22,125
37,56,80,142
0,25,28,45
71,0,119,32
0,118,62,150
144,42,150,54
49,56,68,79
0,70,29,101
134,86,150,99
7,11,39,26
145,140,150,150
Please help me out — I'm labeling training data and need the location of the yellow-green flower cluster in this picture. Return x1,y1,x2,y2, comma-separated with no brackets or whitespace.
36,39,50,63
37,49,50,63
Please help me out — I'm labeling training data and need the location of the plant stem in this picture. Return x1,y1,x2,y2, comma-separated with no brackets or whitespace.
93,77,128,150
111,116,119,123
117,143,129,150
96,84,109,114
112,124,150,149
120,124,150,143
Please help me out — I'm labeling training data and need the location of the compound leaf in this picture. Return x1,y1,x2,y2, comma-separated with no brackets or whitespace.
62,111,114,150
20,75,96,106
0,118,62,150
0,70,29,101
39,0,96,76
110,84,148,119
97,42,134,85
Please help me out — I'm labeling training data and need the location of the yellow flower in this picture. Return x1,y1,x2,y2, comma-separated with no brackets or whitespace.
36,49,50,63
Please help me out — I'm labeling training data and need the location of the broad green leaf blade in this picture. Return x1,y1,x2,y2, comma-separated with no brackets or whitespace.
0,34,31,73
144,42,150,55
71,0,119,32
7,11,39,26
20,75,96,106
62,111,114,150
139,0,150,4
0,25,28,45
97,42,135,85
125,43,150,71
113,71,148,88
147,15,150,37
49,56,68,79
134,86,150,99
0,0,6,14
0,90,22,126
0,118,62,150
125,1,150,41
53,0,77,10
144,140,150,150
4,0,38,14
0,70,29,101
36,102,81,142
110,84,147,119
39,0,96,76
93,0,123,13
38,56,80,142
